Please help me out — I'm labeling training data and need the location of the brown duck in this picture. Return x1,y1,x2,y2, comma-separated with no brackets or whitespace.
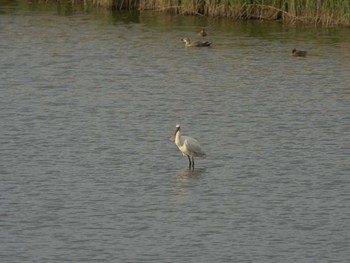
198,29,207,37
292,49,307,57
181,38,212,47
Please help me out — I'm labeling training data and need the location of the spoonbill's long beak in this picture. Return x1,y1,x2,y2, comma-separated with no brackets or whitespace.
169,135,175,142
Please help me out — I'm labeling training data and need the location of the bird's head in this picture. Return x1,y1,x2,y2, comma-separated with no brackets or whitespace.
170,124,181,142
181,38,190,44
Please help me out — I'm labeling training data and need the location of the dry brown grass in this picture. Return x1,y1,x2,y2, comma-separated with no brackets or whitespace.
34,0,350,26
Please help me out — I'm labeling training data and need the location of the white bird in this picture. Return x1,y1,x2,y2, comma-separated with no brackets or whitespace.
171,124,206,168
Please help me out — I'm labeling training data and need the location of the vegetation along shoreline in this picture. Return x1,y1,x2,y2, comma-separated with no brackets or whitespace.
34,0,350,27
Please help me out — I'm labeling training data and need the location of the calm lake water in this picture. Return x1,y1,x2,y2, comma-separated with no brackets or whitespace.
1,1,350,262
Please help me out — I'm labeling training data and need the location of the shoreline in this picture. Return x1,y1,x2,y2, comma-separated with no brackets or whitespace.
31,0,350,27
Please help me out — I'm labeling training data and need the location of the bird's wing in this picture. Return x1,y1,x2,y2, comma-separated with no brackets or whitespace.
183,136,206,157
192,41,210,47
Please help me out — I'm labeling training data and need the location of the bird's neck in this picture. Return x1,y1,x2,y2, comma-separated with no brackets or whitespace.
175,130,182,146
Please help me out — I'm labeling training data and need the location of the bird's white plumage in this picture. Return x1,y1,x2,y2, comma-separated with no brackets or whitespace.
173,125,206,167
182,136,206,157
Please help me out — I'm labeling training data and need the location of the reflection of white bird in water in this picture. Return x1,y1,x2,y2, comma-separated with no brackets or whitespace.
171,124,206,168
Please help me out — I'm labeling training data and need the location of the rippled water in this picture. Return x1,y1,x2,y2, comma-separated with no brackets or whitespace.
1,2,350,262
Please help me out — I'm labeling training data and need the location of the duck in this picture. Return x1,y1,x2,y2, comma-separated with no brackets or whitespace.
181,38,212,48
292,49,307,57
198,29,207,37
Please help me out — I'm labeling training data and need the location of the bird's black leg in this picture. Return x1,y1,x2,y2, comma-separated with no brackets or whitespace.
187,156,192,169
191,156,195,169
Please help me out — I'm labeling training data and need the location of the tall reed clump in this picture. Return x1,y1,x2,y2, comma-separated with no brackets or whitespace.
36,0,138,10
92,0,139,10
34,0,350,26
292,0,350,26
139,0,350,26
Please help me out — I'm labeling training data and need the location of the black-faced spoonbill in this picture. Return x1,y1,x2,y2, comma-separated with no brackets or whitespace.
171,124,206,168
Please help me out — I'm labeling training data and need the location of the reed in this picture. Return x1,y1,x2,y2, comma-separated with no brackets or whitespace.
34,0,350,26
36,0,138,10
139,0,350,26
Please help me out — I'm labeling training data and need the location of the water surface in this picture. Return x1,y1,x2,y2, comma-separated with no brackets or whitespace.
1,2,350,262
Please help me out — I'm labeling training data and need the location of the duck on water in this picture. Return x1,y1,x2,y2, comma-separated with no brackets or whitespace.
181,37,212,47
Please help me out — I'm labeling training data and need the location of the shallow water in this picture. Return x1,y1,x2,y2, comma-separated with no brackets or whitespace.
1,1,350,262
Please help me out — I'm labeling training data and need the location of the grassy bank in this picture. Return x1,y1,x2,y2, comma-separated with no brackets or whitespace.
35,0,350,26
